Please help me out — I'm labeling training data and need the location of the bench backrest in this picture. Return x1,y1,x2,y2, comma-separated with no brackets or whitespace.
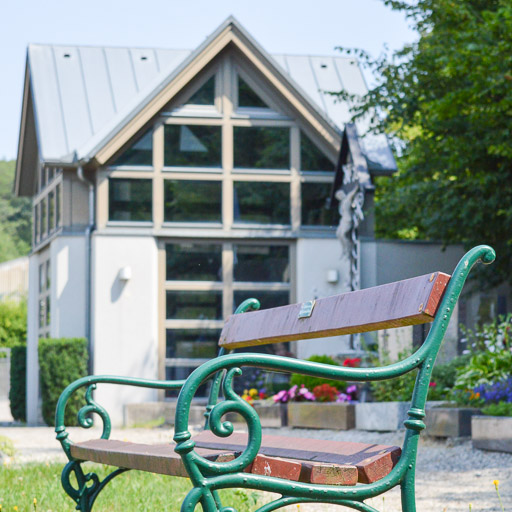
219,272,450,349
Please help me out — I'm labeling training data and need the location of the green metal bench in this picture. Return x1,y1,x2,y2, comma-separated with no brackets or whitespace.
55,245,495,512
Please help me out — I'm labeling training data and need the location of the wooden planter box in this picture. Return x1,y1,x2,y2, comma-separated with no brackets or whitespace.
472,415,512,453
287,402,355,430
425,406,481,437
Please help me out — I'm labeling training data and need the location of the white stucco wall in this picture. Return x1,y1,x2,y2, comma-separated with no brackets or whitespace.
295,237,351,359
91,235,159,425
50,236,87,338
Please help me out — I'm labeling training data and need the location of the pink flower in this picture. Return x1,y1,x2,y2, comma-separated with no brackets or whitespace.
346,385,357,394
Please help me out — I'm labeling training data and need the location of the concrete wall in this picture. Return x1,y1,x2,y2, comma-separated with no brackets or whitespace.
295,237,351,359
26,253,41,424
360,239,465,288
91,235,159,425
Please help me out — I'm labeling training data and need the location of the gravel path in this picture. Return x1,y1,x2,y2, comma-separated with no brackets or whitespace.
1,424,510,512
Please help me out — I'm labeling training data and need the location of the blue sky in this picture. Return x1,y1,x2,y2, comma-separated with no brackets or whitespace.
0,0,416,160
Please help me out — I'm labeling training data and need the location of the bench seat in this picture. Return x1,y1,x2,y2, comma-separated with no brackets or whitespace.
70,432,400,486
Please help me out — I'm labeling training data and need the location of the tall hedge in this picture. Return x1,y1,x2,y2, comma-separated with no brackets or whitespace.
0,300,27,348
9,344,26,422
38,338,88,426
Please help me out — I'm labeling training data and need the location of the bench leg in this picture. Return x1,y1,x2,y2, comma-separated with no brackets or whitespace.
400,467,417,512
61,460,129,511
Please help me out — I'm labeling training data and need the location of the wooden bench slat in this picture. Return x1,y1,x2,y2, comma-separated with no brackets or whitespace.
194,431,401,484
69,438,359,485
219,272,450,349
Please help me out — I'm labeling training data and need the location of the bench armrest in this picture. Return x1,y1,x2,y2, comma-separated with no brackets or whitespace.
55,375,186,460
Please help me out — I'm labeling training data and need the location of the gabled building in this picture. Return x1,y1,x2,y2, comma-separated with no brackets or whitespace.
17,17,468,425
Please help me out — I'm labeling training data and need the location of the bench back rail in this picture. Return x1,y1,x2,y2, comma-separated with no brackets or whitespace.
172,245,495,512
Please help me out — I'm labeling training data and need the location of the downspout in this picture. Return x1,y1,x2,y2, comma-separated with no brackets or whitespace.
76,165,95,374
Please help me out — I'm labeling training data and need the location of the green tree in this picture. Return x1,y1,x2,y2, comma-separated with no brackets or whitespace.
0,160,32,261
336,0,512,287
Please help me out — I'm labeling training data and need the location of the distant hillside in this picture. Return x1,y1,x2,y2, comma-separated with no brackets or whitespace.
0,160,31,262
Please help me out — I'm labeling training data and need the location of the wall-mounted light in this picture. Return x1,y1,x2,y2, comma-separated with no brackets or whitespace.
118,266,132,281
326,269,339,284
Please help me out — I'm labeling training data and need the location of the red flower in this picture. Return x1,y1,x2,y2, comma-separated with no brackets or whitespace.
429,382,437,388
343,357,361,368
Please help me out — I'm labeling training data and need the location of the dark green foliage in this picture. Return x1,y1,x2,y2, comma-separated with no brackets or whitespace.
428,354,472,400
482,401,512,417
335,0,512,288
369,349,417,402
0,160,32,262
0,300,27,348
9,344,26,422
290,355,346,392
38,338,88,426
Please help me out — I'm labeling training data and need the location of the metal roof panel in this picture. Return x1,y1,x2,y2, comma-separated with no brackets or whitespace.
52,46,94,158
310,56,351,126
103,47,138,111
28,45,68,160
130,48,161,91
79,46,117,134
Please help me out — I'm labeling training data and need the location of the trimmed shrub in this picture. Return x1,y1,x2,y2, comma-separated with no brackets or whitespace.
290,355,346,392
0,300,27,348
9,344,26,422
38,338,88,426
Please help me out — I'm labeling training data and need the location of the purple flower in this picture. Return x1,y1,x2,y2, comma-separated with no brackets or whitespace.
336,393,349,403
273,390,289,403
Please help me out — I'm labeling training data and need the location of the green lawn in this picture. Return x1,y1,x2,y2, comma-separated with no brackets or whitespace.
0,462,264,512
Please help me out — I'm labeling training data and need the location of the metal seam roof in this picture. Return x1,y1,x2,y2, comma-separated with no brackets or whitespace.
23,18,396,172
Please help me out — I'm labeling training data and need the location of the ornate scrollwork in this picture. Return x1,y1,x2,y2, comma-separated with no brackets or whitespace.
61,460,128,512
76,383,112,439
194,367,262,476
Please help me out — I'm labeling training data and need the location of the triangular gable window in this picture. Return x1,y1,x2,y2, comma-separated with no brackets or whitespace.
300,132,334,172
238,76,268,108
186,76,215,105
112,129,153,166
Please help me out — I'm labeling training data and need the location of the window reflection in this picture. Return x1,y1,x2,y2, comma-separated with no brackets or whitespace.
238,77,268,108
186,76,215,105
166,243,222,281
113,129,153,166
166,290,222,320
301,183,337,226
164,180,221,223
109,179,152,222
166,329,220,359
164,125,221,167
234,245,289,282
234,127,289,169
300,132,334,172
233,181,290,225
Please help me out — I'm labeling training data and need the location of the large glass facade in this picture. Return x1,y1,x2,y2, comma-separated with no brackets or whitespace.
102,62,338,392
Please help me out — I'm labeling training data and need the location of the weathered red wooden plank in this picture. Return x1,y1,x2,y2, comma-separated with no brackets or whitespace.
219,272,450,349
70,438,359,485
194,431,401,484
70,439,230,477
300,462,358,486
